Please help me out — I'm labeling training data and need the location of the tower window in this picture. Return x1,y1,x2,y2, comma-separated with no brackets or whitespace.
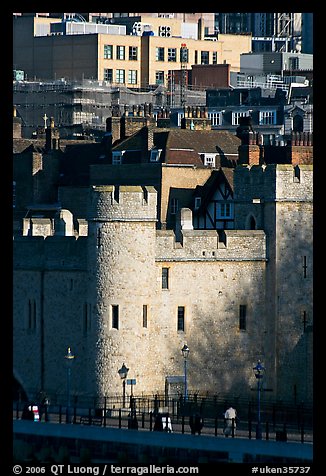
112,305,119,329
162,268,169,289
239,304,247,330
143,305,148,328
27,299,36,331
177,306,185,331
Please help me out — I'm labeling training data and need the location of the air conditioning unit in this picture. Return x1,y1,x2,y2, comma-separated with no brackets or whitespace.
159,26,171,37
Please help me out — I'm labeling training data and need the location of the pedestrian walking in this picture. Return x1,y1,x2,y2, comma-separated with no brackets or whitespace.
223,406,237,437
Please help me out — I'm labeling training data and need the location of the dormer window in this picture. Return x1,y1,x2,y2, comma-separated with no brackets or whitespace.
150,148,162,162
194,197,201,209
112,151,125,165
200,153,216,167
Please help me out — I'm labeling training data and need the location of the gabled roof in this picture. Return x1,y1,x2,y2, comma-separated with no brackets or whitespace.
112,126,241,166
192,167,234,213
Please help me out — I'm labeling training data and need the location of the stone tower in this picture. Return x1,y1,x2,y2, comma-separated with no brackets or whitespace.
86,185,158,396
233,164,313,402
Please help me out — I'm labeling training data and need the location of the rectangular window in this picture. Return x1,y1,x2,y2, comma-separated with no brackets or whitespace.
83,303,91,335
259,110,276,125
112,305,119,329
143,305,148,328
104,69,113,82
155,71,165,85
27,299,36,331
201,51,209,64
220,202,232,218
194,50,198,64
116,45,125,60
208,112,221,126
180,47,188,63
212,51,218,64
177,306,185,331
116,69,125,84
162,268,169,289
194,197,202,209
239,305,246,330
128,70,137,84
128,46,138,61
156,47,165,61
104,44,113,59
232,111,250,126
167,48,177,62
303,256,307,278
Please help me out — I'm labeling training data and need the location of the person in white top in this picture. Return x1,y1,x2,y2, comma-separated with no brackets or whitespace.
223,406,237,437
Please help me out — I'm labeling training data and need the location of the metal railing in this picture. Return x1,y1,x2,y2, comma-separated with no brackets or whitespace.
13,392,313,443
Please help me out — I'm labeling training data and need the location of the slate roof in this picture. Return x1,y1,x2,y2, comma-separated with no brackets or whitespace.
112,126,241,167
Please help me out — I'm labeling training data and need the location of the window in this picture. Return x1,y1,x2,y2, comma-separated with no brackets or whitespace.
83,303,91,335
104,69,113,82
155,71,165,85
112,305,119,329
27,299,36,331
116,69,125,84
208,112,221,126
194,197,202,209
259,110,276,125
104,45,113,59
177,306,185,331
201,153,215,167
156,47,165,61
201,51,209,64
150,148,162,162
194,50,198,64
239,305,246,330
220,203,232,218
128,70,137,85
116,45,125,60
112,151,124,165
171,198,179,215
162,268,169,289
303,256,307,278
167,48,177,62
143,305,148,328
212,51,218,64
129,46,138,61
232,111,250,126
180,47,188,62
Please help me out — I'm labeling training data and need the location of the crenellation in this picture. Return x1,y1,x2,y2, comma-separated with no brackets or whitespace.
13,162,313,403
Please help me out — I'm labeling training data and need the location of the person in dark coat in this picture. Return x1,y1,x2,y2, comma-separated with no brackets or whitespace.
189,413,204,435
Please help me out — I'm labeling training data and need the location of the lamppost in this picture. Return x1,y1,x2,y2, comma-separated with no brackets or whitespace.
65,347,75,424
118,363,129,408
181,344,190,400
253,359,265,439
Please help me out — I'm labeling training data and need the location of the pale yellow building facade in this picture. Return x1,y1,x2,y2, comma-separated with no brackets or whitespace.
13,15,252,87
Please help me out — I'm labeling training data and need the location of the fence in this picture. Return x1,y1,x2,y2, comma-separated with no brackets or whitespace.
13,392,313,443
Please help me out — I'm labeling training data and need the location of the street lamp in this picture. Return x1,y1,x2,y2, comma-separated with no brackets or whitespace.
181,344,190,400
118,363,129,408
253,359,265,439
65,347,75,424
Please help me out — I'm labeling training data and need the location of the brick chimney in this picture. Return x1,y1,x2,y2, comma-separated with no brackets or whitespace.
236,116,263,165
286,132,313,165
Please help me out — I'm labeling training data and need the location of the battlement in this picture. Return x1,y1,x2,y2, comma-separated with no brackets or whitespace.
156,218,266,262
87,185,157,222
13,235,87,270
234,164,313,202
